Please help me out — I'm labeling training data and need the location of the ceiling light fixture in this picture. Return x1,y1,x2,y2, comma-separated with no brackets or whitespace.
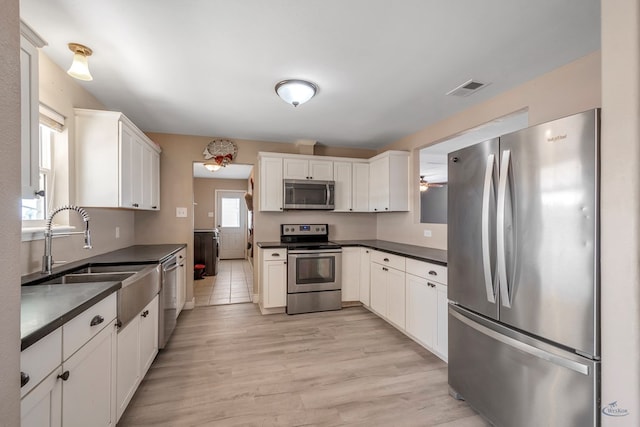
420,176,429,192
275,79,317,107
67,43,93,81
204,163,222,172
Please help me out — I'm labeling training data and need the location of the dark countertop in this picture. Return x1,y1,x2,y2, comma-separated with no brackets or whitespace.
21,244,185,350
21,282,121,350
257,240,447,266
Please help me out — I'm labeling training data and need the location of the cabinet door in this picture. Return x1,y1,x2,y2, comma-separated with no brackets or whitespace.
369,263,387,316
386,267,406,328
119,124,136,208
20,34,40,199
21,368,62,427
309,160,333,180
359,248,371,306
150,149,160,210
259,157,283,211
406,274,436,348
264,261,287,308
140,143,154,209
139,295,159,378
333,161,352,212
352,163,370,212
176,249,186,315
64,322,116,427
283,158,309,179
116,318,140,421
369,156,389,212
436,284,449,360
341,247,360,301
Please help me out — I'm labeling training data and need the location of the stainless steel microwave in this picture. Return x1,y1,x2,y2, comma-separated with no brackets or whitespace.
283,179,335,210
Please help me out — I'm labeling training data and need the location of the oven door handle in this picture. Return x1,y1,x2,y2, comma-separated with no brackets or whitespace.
288,249,342,255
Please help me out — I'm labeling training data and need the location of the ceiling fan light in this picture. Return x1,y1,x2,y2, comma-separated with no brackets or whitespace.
67,43,93,81
419,176,429,192
275,79,317,107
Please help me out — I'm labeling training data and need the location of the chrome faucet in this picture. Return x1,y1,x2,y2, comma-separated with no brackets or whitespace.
42,205,92,274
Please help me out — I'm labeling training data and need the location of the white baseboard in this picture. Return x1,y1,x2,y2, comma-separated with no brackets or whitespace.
252,293,259,303
184,298,195,310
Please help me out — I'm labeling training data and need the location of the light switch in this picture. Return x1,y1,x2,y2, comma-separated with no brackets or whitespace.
176,207,188,218
423,229,432,237
208,212,214,218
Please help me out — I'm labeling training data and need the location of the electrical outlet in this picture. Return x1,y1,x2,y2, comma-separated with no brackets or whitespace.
423,229,432,237
176,207,188,218
208,212,214,218
115,226,120,239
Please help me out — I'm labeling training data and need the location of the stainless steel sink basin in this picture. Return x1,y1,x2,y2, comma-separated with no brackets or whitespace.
43,272,136,285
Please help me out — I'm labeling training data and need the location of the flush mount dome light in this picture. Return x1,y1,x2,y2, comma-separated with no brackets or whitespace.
67,43,93,81
275,79,317,107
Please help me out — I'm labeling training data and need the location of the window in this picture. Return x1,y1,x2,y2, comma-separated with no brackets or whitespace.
21,123,52,221
220,197,240,228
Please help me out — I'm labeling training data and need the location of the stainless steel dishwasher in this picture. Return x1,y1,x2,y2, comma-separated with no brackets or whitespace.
159,254,178,349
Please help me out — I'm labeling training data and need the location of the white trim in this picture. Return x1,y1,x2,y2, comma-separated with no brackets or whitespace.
20,20,47,48
21,225,76,242
183,298,195,310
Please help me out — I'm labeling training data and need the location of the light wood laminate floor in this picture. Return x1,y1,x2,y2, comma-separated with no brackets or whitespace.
118,304,488,426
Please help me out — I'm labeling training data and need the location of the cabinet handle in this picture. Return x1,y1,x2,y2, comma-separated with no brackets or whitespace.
21,372,30,387
428,282,436,288
284,261,287,265
90,315,104,327
34,189,45,197
116,320,122,328
57,371,70,381
385,207,389,210
383,267,388,272
428,270,437,276
374,208,378,211
349,208,353,211
141,310,149,318
383,258,390,262
152,206,157,209
271,253,280,257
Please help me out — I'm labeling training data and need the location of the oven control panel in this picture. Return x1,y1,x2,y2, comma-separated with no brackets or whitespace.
281,224,327,236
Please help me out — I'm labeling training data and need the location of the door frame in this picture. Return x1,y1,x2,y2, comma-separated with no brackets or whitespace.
215,189,248,260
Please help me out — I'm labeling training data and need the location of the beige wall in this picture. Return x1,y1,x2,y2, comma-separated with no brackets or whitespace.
1,2,21,423
20,53,136,275
376,51,602,249
135,134,376,302
193,178,249,229
601,1,640,424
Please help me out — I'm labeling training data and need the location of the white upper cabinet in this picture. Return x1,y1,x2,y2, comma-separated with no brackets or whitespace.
259,155,283,212
333,161,353,212
352,162,370,212
368,151,409,212
75,109,161,210
20,22,46,200
334,161,369,212
283,158,333,180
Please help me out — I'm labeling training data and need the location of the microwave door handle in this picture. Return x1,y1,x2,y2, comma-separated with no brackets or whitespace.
326,183,330,206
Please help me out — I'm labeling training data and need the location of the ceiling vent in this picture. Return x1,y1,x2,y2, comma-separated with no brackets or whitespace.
446,79,489,97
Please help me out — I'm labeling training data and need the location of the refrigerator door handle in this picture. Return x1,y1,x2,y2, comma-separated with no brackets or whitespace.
497,150,512,308
481,153,497,303
450,308,590,376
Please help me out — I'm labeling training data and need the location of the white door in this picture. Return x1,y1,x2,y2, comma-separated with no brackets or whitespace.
216,190,247,259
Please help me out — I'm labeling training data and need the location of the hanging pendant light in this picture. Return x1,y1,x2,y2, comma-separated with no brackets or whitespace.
275,79,317,107
67,43,93,81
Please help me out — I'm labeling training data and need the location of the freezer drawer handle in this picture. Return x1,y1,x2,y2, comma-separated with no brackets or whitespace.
481,153,497,304
497,150,513,308
450,308,590,376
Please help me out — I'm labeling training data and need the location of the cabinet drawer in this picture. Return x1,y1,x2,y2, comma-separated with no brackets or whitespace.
63,293,117,360
406,258,447,284
371,250,405,271
263,248,287,260
21,328,62,398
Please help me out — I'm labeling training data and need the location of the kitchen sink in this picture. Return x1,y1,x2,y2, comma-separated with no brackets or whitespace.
42,272,136,285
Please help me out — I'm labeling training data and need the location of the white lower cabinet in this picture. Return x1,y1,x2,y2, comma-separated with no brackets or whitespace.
405,274,437,349
359,248,371,306
260,248,287,310
341,247,360,301
117,295,159,421
176,248,187,316
370,261,406,329
21,294,118,427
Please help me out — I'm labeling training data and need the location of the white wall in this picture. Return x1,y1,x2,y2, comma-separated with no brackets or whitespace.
0,1,22,423
601,1,640,424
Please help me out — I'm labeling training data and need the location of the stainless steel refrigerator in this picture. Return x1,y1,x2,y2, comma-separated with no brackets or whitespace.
447,109,600,426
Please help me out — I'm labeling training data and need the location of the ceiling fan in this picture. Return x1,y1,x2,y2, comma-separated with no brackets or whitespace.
419,176,445,192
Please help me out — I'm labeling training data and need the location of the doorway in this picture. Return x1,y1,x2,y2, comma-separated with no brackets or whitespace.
216,190,247,259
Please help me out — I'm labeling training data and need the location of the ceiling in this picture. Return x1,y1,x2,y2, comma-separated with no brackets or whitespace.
20,0,600,149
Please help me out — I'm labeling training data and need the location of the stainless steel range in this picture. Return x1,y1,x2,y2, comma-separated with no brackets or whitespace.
280,224,342,314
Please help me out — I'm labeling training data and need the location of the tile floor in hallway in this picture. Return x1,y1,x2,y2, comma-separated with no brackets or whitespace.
194,259,254,306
